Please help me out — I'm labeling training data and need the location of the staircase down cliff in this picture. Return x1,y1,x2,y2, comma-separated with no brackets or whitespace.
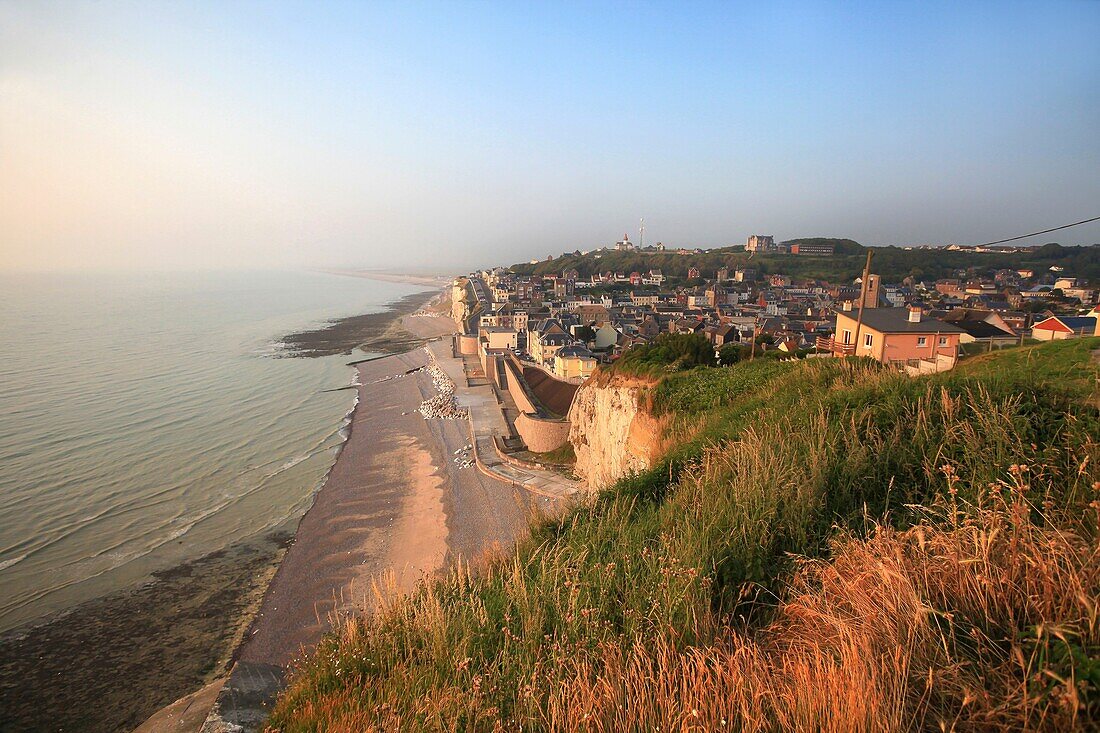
567,378,663,491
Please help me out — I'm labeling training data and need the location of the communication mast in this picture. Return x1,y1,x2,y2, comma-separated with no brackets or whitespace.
639,218,646,249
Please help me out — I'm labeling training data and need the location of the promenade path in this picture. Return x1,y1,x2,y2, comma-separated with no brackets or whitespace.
426,339,581,500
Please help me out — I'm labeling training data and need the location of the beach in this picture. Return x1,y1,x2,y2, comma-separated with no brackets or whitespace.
279,290,438,357
209,310,561,726
0,279,468,732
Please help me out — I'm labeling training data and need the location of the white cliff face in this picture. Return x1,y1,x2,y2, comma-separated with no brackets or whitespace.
568,381,660,491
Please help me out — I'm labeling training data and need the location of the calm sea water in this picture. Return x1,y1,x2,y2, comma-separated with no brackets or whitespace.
0,270,430,633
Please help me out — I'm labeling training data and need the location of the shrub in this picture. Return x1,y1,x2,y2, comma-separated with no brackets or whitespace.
611,333,716,377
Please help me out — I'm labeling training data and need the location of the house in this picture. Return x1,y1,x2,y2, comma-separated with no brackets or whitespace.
775,335,803,352
940,308,1017,346
790,242,834,256
823,306,965,371
573,303,610,325
1063,287,1096,305
535,332,571,365
1031,315,1098,341
746,234,776,253
479,326,519,351
1021,285,1054,299
671,317,705,335
528,319,570,365
554,345,598,381
551,277,574,300
593,323,620,350
935,279,962,296
514,279,541,303
687,266,700,279
949,320,1018,346
705,285,727,307
703,323,737,347
639,315,662,339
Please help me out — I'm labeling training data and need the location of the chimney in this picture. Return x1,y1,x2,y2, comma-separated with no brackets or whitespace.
842,300,853,312
908,305,922,323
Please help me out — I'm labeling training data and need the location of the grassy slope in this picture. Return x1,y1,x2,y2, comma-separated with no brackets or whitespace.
267,339,1100,732
510,242,1100,284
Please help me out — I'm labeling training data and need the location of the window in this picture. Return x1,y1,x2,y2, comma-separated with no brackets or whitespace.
842,329,852,345
917,337,927,346
938,337,948,346
864,333,873,347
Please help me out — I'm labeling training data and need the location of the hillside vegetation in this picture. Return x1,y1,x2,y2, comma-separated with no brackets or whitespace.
511,242,1100,284
267,339,1100,732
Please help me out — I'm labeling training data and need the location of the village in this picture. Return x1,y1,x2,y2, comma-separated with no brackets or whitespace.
454,232,1100,387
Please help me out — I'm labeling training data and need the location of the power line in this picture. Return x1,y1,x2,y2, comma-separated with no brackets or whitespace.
970,215,1100,247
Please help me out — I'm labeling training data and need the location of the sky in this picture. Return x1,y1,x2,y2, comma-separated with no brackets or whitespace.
1,1,1098,273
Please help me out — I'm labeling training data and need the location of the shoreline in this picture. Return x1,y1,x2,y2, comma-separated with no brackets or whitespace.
317,268,452,289
0,285,455,733
204,310,557,729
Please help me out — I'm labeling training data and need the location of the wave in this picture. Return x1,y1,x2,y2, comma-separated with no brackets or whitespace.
0,553,28,573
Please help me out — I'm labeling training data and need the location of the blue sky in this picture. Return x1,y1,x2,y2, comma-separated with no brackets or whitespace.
1,1,1098,271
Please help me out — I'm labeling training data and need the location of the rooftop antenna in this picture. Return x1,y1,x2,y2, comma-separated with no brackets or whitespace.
639,218,645,249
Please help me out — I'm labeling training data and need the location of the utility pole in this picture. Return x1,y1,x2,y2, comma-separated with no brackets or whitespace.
852,250,873,356
750,316,759,361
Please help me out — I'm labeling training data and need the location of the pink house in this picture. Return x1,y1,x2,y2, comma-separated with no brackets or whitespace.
823,306,965,370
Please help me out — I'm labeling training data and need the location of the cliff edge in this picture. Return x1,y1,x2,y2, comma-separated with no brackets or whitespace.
568,376,663,490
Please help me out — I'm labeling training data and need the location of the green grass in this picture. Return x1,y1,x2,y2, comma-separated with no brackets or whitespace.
602,333,716,380
509,242,1100,285
528,442,575,466
266,338,1100,731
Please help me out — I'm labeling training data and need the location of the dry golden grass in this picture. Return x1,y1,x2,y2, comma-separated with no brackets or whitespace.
268,486,1099,732
532,487,1099,733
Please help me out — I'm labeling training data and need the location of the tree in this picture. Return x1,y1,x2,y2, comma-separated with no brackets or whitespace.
718,343,750,364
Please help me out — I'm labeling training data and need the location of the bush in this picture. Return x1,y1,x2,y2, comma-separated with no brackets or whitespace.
612,333,716,376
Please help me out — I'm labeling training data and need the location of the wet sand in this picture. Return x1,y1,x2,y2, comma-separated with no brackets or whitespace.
280,290,437,357
0,532,290,733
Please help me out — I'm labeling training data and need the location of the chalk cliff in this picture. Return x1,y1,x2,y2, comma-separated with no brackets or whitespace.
568,378,662,490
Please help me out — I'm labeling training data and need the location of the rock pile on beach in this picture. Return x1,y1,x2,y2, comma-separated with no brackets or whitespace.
453,444,474,469
417,349,468,421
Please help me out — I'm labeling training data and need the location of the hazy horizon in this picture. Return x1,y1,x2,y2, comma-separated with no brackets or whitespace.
2,1,1098,273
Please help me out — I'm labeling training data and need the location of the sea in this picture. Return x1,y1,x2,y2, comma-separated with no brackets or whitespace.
0,269,431,633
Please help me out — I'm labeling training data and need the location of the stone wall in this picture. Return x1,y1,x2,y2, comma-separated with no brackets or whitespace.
502,357,539,414
457,334,479,355
502,355,569,452
514,412,571,453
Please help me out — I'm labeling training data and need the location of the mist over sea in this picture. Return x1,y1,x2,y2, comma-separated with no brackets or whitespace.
0,270,428,633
